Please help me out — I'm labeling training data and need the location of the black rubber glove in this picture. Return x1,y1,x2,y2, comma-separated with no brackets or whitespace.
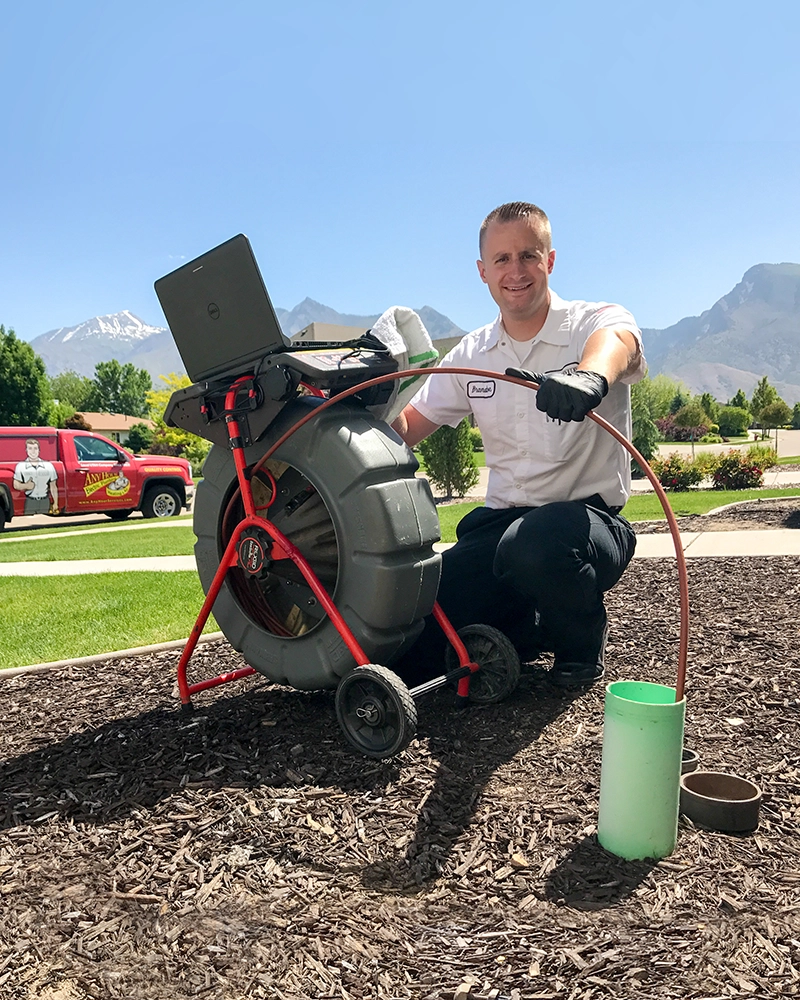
505,368,609,422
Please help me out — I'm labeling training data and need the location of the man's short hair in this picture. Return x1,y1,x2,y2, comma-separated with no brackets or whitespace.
25,438,39,448
479,202,552,256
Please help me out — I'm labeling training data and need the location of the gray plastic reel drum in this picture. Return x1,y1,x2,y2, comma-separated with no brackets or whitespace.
193,397,442,690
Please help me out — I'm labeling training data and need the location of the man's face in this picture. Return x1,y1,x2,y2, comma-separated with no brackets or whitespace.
26,440,40,460
477,219,555,328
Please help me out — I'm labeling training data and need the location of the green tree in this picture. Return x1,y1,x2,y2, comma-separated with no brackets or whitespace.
147,373,211,472
418,418,479,502
750,376,779,438
668,389,690,415
49,370,95,410
631,373,690,421
759,399,792,454
717,405,751,438
673,400,708,458
126,422,154,453
792,402,800,430
89,359,152,417
47,400,82,428
699,392,720,424
0,325,53,425
728,388,750,413
630,382,661,472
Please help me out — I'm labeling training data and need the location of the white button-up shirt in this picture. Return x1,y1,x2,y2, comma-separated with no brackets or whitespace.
409,291,646,510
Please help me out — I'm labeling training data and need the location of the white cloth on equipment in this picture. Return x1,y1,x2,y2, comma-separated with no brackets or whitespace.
366,306,439,424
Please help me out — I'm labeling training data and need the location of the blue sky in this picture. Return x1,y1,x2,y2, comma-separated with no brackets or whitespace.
3,0,799,342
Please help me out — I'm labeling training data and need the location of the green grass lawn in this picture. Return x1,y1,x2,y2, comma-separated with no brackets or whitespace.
2,513,193,541
0,572,218,669
435,487,800,542
4,480,798,667
0,524,196,562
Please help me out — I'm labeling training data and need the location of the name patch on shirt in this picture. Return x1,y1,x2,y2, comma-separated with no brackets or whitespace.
467,380,496,398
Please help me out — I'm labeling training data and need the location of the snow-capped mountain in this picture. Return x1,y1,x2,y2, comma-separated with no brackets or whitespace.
30,312,184,380
29,304,468,381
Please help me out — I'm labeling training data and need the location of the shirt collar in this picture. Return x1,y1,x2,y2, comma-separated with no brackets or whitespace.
487,290,571,350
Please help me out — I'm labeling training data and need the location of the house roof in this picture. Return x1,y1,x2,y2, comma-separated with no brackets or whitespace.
75,412,155,431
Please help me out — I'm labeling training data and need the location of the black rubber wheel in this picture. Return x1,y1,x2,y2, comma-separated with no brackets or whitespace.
142,485,181,518
335,664,417,759
0,506,6,532
106,508,134,521
193,397,441,691
445,624,521,704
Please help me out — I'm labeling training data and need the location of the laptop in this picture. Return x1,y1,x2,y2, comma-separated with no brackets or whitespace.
155,234,291,383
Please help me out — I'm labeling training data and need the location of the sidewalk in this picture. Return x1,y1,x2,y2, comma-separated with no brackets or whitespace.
3,527,800,577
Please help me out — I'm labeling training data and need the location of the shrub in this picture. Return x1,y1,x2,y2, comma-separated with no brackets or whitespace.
65,412,93,430
418,418,479,501
655,414,710,442
712,451,764,490
717,405,751,437
698,434,723,444
746,444,777,469
126,422,154,453
692,451,718,478
649,453,704,491
467,425,484,451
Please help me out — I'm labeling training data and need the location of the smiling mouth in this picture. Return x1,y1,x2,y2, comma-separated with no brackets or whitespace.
504,283,532,292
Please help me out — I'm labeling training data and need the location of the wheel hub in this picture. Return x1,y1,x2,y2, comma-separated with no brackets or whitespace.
355,699,383,725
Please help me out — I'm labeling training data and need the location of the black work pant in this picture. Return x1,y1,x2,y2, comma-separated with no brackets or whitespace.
394,496,637,683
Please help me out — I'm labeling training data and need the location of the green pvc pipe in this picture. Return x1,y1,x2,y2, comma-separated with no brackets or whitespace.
597,681,686,860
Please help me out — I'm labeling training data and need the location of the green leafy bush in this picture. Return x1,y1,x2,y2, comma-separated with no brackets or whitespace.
418,418,479,501
746,444,777,468
692,451,718,478
717,405,751,437
126,422,154,453
649,453,704,491
467,425,484,451
698,434,723,444
712,451,764,490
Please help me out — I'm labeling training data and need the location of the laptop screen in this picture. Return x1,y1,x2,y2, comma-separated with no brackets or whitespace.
154,234,290,383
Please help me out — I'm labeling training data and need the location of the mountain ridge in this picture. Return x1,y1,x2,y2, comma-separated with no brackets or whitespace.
23,264,800,405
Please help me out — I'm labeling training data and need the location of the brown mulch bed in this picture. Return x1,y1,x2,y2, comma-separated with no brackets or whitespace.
634,497,800,533
2,535,800,997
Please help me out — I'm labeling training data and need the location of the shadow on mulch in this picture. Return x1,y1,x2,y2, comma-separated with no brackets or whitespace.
543,833,657,910
360,668,583,891
2,665,585,894
0,686,404,831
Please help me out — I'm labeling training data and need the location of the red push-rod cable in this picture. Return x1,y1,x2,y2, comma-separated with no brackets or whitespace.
246,366,689,702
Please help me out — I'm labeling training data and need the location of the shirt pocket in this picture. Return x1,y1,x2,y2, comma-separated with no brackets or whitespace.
542,414,585,463
466,379,500,432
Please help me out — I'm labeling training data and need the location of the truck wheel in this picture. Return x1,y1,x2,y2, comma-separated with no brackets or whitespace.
142,485,181,518
0,506,6,532
193,397,441,692
106,509,134,521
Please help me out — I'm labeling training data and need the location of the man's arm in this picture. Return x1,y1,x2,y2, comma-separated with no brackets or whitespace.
505,326,643,422
577,326,641,385
12,468,34,492
391,404,441,448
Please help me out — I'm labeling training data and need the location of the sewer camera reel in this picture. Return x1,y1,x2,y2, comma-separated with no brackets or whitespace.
156,237,688,761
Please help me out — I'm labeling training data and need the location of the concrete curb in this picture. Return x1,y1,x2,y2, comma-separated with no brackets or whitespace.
1,632,225,679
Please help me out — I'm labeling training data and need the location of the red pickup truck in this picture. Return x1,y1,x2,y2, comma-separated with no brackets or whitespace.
0,427,194,531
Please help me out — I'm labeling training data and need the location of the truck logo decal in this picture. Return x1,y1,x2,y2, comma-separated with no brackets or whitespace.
84,472,131,497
